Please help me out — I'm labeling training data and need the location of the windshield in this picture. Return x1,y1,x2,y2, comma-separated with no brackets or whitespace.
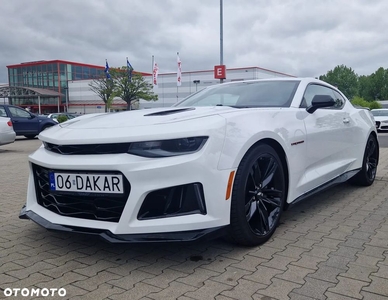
372,110,388,117
174,80,300,108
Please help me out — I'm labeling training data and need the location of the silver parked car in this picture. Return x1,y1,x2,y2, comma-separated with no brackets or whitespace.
0,116,16,146
371,109,388,131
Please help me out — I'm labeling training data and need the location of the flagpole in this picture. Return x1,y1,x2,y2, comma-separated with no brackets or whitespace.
177,52,179,102
151,55,154,94
151,55,154,78
220,0,224,84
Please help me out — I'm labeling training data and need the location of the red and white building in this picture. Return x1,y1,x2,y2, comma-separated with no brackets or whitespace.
3,59,294,114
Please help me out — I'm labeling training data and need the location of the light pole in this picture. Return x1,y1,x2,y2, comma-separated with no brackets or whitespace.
64,87,69,112
220,0,224,84
193,80,200,91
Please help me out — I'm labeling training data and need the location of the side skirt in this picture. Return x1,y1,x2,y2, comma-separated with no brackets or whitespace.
287,169,361,209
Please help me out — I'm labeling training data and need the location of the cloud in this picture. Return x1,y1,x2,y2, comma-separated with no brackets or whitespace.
1,0,388,83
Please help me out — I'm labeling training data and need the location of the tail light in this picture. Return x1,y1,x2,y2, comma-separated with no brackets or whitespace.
7,120,12,127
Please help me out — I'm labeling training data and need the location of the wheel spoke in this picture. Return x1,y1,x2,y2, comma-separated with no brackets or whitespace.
367,161,377,179
245,198,258,222
260,195,281,207
262,188,283,198
258,201,270,233
245,196,255,212
249,161,261,187
261,157,278,187
368,158,377,168
367,141,376,158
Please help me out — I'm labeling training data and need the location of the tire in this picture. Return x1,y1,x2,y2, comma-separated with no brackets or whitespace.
228,143,286,246
24,135,36,139
350,134,379,186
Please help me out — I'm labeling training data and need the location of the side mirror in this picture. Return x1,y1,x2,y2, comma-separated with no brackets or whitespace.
306,95,335,114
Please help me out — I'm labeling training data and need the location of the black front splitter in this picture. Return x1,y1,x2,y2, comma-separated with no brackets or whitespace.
19,206,227,243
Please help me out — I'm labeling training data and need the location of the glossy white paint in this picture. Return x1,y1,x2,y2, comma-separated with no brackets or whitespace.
24,78,377,236
0,117,16,146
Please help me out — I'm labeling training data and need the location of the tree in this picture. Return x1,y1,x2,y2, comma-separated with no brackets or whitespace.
358,75,374,101
319,65,359,99
351,96,382,109
57,115,69,123
111,67,157,110
89,75,115,112
369,67,388,100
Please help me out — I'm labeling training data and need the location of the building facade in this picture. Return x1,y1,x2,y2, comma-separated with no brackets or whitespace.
4,60,294,114
142,66,294,109
6,60,105,114
67,66,294,113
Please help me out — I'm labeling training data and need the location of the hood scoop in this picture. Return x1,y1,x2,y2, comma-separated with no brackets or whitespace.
144,108,195,116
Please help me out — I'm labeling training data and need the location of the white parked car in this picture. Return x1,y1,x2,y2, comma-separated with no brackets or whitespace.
47,113,80,123
0,116,16,146
20,78,379,246
371,108,388,131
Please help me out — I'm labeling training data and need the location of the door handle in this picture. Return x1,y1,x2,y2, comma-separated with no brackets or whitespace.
343,118,350,124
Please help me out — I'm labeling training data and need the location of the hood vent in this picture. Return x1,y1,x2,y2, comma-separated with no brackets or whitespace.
144,108,195,116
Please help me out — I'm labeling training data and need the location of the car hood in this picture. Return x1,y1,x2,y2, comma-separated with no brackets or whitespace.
34,115,50,121
373,116,388,121
59,107,236,129
39,107,235,144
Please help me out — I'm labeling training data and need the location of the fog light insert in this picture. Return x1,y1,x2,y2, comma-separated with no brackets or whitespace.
138,183,206,220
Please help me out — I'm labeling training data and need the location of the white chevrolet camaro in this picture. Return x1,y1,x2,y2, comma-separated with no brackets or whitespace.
20,78,379,246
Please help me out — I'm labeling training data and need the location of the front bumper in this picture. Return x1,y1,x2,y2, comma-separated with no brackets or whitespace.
22,129,234,240
376,121,388,131
19,206,227,243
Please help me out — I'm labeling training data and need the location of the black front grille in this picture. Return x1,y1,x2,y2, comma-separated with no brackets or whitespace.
32,164,131,222
43,142,131,155
376,121,381,128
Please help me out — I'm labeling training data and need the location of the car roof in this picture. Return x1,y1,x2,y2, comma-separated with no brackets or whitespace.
206,77,338,90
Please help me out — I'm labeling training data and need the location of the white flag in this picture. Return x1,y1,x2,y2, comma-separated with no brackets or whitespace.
152,61,159,88
177,52,182,86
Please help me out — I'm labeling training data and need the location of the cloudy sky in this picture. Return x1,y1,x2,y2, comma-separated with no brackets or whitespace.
1,0,387,83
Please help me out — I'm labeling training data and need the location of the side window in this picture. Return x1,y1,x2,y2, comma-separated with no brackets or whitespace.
332,91,345,109
0,106,6,117
8,106,31,118
300,84,337,109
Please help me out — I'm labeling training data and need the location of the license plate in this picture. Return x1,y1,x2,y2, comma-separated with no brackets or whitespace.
49,172,123,194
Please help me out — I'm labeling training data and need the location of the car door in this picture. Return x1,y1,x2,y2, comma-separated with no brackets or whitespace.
8,106,39,135
298,84,357,193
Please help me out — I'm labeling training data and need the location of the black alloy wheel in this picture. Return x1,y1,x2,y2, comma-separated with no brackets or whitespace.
350,134,379,186
229,143,286,246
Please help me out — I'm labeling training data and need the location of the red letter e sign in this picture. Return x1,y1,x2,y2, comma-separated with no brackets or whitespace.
214,65,226,79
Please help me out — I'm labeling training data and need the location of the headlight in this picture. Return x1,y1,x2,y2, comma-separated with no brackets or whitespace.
128,137,208,157
382,120,388,124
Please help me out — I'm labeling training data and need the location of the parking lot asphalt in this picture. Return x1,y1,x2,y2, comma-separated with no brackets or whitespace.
0,137,387,300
